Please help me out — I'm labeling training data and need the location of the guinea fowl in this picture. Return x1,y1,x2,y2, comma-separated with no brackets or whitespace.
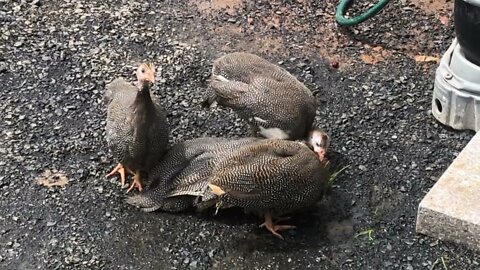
127,131,331,239
104,63,169,192
126,137,259,212
202,52,329,160
207,139,331,239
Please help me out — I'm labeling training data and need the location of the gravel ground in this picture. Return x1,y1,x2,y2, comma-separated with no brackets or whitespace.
1,0,479,269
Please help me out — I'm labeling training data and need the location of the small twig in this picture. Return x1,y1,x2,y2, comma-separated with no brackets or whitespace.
430,256,448,270
430,258,439,270
328,165,350,186
354,228,374,241
441,256,448,270
16,80,27,89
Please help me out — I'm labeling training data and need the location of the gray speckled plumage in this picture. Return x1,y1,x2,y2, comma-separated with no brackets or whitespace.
127,138,330,216
126,137,259,212
105,76,169,176
203,52,317,140
209,139,331,216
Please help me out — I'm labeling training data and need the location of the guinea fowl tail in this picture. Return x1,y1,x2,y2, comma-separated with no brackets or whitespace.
202,73,229,107
125,192,163,212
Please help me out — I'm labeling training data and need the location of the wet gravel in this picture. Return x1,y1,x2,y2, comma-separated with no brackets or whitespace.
1,0,479,269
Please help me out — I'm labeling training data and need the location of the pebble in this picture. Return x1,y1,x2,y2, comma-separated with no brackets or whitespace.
47,221,57,227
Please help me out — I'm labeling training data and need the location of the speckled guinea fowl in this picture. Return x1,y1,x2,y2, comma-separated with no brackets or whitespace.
202,52,329,160
207,139,331,239
126,137,259,212
105,63,169,192
127,134,331,239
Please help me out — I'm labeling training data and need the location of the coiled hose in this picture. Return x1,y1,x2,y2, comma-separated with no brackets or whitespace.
335,0,391,26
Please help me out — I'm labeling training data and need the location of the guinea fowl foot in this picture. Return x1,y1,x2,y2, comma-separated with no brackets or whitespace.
106,163,132,187
127,171,143,193
259,213,296,240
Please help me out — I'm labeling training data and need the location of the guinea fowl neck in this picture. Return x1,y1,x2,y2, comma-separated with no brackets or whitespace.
132,80,155,126
135,80,153,103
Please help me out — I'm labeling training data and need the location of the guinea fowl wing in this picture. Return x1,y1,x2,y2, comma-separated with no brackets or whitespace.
208,77,249,108
212,52,295,84
104,78,137,105
208,140,321,210
209,75,301,130
126,137,259,211
209,53,317,140
211,53,294,99
105,78,138,161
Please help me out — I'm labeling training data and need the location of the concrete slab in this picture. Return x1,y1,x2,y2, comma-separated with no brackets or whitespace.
416,131,480,251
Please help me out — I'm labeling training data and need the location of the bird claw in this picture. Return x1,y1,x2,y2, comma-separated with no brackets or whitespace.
259,214,296,240
259,223,296,240
106,163,129,186
107,165,142,192
126,174,143,193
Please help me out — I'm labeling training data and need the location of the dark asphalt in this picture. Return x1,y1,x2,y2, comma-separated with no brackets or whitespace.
0,0,479,269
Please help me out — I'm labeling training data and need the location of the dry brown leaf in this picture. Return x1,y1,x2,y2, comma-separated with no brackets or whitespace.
439,15,449,26
360,46,392,65
414,55,440,63
360,54,379,65
37,169,68,188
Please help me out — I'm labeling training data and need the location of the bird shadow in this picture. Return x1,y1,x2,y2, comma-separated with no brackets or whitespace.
219,188,355,254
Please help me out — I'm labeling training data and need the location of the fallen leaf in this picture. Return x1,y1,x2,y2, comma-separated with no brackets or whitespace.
360,46,392,65
360,54,379,65
439,15,449,26
414,55,440,63
37,169,68,188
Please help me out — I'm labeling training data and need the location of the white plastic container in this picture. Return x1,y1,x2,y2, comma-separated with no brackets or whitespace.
432,38,480,132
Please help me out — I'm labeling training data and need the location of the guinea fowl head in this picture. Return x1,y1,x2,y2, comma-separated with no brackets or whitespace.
136,63,156,90
307,127,330,161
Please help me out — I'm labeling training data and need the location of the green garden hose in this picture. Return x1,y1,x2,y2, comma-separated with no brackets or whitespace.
335,0,391,26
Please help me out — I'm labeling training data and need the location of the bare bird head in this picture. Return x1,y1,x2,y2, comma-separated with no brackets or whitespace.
307,127,330,161
136,63,155,89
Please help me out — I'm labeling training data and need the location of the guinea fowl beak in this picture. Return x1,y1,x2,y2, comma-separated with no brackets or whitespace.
315,148,326,161
148,74,155,83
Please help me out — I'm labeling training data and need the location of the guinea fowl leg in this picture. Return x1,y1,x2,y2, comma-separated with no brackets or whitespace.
259,213,296,240
106,163,132,187
127,170,143,193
